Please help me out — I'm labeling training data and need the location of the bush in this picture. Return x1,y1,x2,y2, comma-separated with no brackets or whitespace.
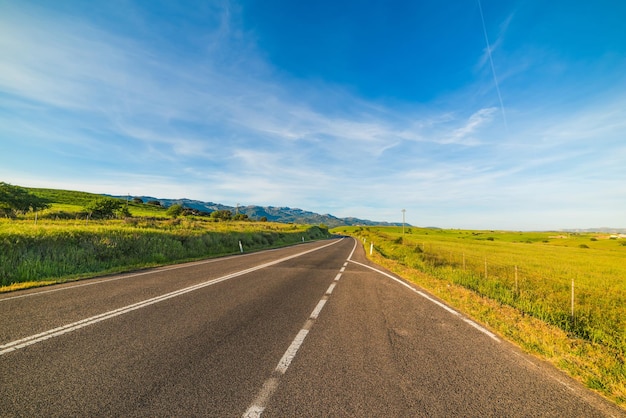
84,197,124,219
166,204,183,218
210,210,233,221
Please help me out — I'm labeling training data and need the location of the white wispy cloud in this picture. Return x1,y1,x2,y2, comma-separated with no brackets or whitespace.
1,1,625,229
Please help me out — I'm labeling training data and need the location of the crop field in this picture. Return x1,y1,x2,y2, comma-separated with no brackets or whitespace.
0,217,329,291
336,226,626,406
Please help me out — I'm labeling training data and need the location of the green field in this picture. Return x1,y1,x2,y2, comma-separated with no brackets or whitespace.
24,187,170,219
0,218,329,291
335,226,626,407
0,186,330,291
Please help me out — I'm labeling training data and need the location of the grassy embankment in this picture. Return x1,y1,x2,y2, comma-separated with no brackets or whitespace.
1,188,330,292
334,226,626,408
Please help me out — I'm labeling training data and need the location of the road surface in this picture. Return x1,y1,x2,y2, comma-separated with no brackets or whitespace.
0,237,622,417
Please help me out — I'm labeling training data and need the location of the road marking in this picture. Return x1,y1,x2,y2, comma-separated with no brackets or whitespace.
243,251,350,417
310,299,327,319
0,241,335,302
242,377,279,418
347,257,500,343
347,239,358,260
334,273,342,281
275,329,310,374
325,282,336,295
0,239,343,356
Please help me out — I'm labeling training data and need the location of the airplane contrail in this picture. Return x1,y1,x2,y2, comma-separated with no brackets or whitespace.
478,0,508,132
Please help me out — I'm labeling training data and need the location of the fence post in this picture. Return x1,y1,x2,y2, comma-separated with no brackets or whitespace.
370,242,374,255
571,278,575,322
515,265,519,295
484,257,488,279
239,241,244,253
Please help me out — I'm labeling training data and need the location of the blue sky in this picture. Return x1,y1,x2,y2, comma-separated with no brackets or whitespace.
1,0,625,230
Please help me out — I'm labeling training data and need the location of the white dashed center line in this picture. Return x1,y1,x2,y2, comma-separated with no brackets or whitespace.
242,240,356,417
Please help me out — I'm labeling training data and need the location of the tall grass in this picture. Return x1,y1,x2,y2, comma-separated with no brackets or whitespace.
0,218,329,287
352,227,626,351
338,226,626,406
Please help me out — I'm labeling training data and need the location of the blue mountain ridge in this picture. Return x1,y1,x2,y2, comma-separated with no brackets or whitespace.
116,196,406,228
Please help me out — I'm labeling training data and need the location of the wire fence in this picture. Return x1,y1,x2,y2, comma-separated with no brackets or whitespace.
359,233,625,354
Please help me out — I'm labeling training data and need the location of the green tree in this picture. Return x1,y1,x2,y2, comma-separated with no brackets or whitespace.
233,213,249,221
0,182,50,217
84,197,123,219
166,204,184,218
210,209,233,221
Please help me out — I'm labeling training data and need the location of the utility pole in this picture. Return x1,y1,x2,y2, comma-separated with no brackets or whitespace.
402,209,406,235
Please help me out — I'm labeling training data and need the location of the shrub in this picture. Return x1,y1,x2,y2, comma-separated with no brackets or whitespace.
166,204,183,218
84,197,124,219
210,210,233,221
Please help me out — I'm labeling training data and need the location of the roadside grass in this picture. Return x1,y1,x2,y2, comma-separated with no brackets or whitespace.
335,226,626,409
0,280,58,292
0,218,329,291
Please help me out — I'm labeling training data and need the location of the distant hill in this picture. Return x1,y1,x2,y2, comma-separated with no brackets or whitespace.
560,227,626,234
121,196,404,228
20,185,403,227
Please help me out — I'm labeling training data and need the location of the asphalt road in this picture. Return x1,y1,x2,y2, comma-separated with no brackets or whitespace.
0,237,622,417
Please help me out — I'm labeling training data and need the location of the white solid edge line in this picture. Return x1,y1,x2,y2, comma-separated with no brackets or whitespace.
0,239,343,356
347,258,500,342
347,238,358,260
0,257,233,302
0,240,340,303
